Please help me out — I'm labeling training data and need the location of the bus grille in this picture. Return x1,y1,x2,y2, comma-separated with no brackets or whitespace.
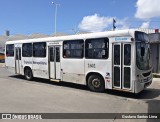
143,71,151,77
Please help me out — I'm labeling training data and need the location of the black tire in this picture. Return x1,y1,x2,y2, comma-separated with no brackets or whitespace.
87,74,105,92
24,68,33,81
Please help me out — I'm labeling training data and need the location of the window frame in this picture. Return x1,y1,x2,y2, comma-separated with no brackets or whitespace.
6,44,14,57
22,43,33,57
33,42,46,58
85,37,109,59
63,39,84,59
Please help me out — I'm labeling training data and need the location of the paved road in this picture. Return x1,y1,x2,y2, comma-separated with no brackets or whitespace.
0,66,159,122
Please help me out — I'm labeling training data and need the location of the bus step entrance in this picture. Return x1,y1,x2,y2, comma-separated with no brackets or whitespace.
50,79,60,82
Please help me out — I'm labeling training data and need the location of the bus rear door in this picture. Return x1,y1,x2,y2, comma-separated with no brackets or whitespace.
15,45,22,74
112,43,132,91
49,46,61,80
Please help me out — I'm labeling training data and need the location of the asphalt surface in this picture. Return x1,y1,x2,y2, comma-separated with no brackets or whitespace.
0,64,160,122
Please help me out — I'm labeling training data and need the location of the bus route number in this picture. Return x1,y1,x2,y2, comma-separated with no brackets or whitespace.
88,63,96,68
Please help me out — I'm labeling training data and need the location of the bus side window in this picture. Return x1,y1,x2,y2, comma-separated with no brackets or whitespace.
63,40,84,58
6,44,14,57
63,50,70,58
33,42,46,58
85,38,109,59
22,43,32,57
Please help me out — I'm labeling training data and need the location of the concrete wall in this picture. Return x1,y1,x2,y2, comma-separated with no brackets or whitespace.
150,44,159,73
0,33,50,53
0,36,8,53
149,33,160,73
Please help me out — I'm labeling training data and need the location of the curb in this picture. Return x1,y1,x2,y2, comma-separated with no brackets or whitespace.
152,73,160,78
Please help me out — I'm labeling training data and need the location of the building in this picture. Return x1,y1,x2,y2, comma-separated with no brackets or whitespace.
0,35,8,62
0,32,51,62
148,33,160,73
0,32,66,52
0,35,8,53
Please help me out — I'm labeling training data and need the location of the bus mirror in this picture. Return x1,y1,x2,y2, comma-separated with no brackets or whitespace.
131,38,134,41
141,47,145,56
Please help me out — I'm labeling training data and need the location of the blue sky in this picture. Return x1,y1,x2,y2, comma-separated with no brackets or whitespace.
0,0,160,35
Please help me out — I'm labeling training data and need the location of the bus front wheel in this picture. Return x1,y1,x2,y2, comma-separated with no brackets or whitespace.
87,74,105,92
24,68,33,81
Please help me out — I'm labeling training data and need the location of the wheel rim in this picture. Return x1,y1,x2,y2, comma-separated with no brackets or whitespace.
92,78,101,88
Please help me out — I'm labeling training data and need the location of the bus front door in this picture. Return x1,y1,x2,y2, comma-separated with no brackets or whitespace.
49,46,61,80
113,43,132,91
15,47,22,74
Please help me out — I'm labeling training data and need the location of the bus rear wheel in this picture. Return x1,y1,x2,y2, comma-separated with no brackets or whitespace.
87,74,105,92
24,68,33,81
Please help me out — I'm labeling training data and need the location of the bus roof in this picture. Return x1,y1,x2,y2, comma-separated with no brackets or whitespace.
5,29,138,44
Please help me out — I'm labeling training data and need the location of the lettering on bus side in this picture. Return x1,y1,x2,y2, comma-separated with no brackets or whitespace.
115,37,128,41
49,42,59,45
88,63,96,68
24,61,32,64
24,61,47,65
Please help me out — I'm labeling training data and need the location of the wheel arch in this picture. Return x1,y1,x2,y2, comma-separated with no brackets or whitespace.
86,72,105,86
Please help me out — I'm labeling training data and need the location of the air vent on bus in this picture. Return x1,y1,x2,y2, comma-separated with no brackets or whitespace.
143,71,151,77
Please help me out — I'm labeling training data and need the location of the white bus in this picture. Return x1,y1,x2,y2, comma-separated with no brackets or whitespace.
5,29,152,93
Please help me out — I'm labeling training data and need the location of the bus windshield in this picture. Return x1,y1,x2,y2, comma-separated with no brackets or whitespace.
135,31,152,70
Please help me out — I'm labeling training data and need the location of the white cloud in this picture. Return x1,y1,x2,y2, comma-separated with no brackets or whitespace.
78,14,113,32
78,14,130,32
116,18,130,30
140,21,150,28
135,0,160,19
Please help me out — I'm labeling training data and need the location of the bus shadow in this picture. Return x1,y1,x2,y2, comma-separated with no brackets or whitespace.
9,75,89,91
9,75,160,100
105,88,160,100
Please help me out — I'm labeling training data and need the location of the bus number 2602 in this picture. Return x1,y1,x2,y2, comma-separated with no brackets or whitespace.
88,63,96,68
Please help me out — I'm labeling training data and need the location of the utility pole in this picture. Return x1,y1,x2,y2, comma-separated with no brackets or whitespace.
72,25,79,34
113,18,116,31
52,2,60,36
